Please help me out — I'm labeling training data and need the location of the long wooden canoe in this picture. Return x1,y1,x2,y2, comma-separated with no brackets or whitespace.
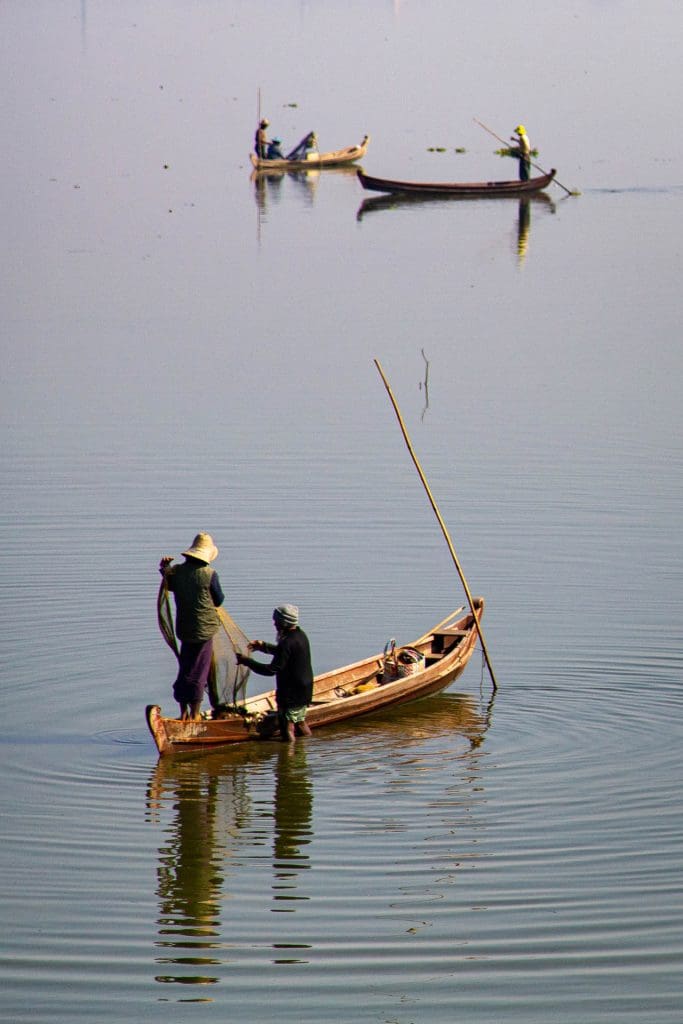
250,135,369,171
146,598,484,755
357,167,556,196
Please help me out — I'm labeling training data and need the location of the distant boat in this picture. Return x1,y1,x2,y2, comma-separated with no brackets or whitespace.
251,135,370,171
146,599,484,755
357,167,556,196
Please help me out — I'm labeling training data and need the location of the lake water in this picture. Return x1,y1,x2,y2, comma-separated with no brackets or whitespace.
2,1,682,1022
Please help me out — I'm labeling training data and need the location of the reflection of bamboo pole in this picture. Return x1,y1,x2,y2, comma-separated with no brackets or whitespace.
374,359,498,691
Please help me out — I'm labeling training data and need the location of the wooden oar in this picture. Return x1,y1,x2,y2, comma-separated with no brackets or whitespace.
473,117,580,196
374,359,498,692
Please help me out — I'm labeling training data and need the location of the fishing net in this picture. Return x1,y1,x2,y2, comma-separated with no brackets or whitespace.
211,607,251,707
157,582,252,709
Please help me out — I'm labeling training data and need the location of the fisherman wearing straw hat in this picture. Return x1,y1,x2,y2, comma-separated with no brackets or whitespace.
237,605,314,742
510,124,532,181
254,117,270,159
159,533,224,721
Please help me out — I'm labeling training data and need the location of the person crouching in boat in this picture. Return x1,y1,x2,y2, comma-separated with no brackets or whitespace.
236,605,313,742
510,124,531,181
266,137,286,160
255,118,270,159
159,533,224,722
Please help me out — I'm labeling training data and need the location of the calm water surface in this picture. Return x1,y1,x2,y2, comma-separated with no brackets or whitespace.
2,2,682,1022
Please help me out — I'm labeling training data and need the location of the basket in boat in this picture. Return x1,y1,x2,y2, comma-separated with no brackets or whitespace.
396,647,425,677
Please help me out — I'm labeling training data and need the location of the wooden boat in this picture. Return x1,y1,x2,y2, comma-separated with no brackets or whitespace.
357,167,556,196
146,598,484,755
250,135,369,171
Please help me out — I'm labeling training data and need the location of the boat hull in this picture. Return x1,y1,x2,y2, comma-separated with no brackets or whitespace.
250,136,369,171
357,168,556,196
146,599,484,754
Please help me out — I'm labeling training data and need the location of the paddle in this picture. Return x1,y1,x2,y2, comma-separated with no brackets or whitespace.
474,118,580,196
374,360,498,692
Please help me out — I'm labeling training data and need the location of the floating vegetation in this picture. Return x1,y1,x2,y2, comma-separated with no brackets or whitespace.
427,146,447,152
455,147,466,153
495,146,539,157
284,102,298,108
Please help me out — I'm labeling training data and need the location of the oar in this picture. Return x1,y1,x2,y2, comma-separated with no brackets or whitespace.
473,117,580,196
374,359,498,692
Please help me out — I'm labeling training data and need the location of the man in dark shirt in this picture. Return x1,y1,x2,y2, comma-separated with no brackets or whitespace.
159,532,224,721
237,605,313,742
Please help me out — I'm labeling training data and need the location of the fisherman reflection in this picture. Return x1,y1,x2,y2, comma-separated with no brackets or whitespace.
516,197,531,263
150,758,248,991
271,742,313,908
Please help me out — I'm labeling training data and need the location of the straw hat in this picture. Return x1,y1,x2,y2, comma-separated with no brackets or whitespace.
182,532,218,563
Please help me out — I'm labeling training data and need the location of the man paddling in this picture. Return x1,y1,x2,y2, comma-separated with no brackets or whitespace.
236,605,313,742
510,124,531,181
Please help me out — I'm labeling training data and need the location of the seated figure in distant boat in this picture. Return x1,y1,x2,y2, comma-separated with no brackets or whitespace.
510,124,531,181
266,137,286,160
286,131,318,162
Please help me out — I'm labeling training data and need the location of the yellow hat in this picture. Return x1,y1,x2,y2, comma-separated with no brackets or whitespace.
514,124,526,135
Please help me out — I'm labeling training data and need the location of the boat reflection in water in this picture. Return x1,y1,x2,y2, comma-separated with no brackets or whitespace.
145,688,492,995
356,191,555,265
252,163,362,219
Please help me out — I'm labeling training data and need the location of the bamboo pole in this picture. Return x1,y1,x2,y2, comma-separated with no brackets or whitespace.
473,117,580,197
374,359,498,692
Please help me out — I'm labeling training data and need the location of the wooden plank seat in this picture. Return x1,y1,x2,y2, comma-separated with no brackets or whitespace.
431,628,469,654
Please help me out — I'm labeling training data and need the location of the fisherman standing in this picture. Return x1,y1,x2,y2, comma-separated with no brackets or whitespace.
254,118,270,159
236,605,313,742
511,124,532,181
159,533,224,722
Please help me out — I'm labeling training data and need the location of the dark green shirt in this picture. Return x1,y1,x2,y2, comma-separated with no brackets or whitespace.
166,560,223,642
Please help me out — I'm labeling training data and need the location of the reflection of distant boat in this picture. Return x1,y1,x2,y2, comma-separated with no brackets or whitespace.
357,167,556,196
357,188,555,219
252,163,364,221
250,135,370,171
146,601,485,755
250,163,361,183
